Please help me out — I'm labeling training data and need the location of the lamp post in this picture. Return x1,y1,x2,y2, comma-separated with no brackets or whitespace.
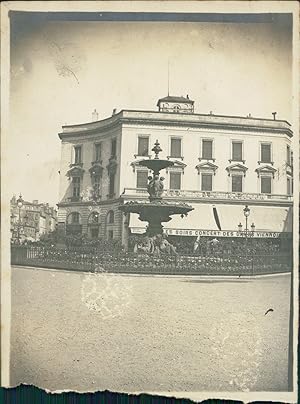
16,194,24,244
237,206,256,274
243,205,250,244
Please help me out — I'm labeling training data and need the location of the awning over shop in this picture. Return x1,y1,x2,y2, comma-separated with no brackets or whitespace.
218,205,292,233
129,204,292,237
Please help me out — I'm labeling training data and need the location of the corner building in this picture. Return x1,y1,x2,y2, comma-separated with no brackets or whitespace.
57,95,293,249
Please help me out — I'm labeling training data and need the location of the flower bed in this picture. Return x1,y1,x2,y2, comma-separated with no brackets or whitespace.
11,246,292,275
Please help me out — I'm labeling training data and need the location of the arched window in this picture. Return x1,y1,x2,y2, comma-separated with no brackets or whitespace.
67,212,81,224
88,211,100,239
173,104,180,113
107,210,114,224
88,211,100,224
66,212,82,235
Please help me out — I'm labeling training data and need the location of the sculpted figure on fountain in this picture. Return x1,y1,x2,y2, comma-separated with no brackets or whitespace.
147,175,165,199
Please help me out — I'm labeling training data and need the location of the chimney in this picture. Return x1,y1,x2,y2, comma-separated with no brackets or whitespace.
272,112,277,120
112,108,117,115
92,109,99,121
186,94,189,99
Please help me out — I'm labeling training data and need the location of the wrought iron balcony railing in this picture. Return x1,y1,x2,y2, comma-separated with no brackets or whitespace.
121,188,293,202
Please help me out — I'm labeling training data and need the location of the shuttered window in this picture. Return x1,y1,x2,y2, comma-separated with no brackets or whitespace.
201,173,212,191
202,140,213,159
72,177,81,197
170,172,181,190
95,143,101,161
74,146,82,164
232,142,242,161
286,145,291,165
92,175,101,195
261,143,271,163
261,177,271,194
111,139,117,157
71,212,80,224
136,171,148,188
138,137,149,156
170,138,182,157
109,173,115,196
232,175,243,192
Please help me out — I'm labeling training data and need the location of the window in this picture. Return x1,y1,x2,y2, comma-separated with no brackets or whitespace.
202,140,213,159
108,230,114,239
95,143,102,162
170,172,181,190
92,175,101,196
173,105,180,113
201,173,212,191
71,212,80,224
91,228,99,239
138,137,149,156
261,143,271,163
109,173,115,197
170,138,182,158
232,141,243,161
108,211,114,224
111,139,117,157
232,175,243,192
287,145,291,165
72,177,80,197
261,177,271,194
136,171,148,188
89,212,99,224
287,177,292,195
74,146,82,164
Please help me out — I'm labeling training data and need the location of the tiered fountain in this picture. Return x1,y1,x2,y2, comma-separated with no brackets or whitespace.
120,140,193,246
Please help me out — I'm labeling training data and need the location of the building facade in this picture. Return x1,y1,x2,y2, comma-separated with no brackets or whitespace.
57,95,293,249
10,197,57,243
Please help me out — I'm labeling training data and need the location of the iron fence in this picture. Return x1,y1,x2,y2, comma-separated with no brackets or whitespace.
10,245,292,275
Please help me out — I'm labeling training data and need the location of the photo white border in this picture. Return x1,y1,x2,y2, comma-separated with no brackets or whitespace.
1,1,299,403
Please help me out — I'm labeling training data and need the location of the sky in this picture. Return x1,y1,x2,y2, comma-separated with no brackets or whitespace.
8,14,292,206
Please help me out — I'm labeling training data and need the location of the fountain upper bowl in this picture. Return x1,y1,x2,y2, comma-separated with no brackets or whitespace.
138,159,174,173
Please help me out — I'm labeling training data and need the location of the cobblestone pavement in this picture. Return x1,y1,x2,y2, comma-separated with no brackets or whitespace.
10,266,291,393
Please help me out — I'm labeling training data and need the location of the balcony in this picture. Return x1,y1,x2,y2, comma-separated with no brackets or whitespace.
67,196,83,202
121,188,293,203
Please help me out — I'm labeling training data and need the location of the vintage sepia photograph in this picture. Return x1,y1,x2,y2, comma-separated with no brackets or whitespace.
1,1,299,402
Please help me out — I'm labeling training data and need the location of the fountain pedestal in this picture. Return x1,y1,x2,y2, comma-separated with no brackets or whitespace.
119,140,193,252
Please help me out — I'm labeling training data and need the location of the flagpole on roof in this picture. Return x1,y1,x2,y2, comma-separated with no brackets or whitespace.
168,59,170,96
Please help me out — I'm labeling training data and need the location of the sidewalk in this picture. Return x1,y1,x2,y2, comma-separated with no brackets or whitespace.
10,266,291,393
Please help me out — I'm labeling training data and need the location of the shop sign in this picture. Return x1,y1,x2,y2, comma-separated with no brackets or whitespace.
163,229,292,238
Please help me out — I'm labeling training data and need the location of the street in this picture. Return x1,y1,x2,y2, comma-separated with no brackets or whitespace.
10,266,291,393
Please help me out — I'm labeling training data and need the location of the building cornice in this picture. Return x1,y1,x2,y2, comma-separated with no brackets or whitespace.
58,110,293,139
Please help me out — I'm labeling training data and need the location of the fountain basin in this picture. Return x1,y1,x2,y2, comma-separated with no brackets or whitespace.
138,159,174,174
120,200,194,236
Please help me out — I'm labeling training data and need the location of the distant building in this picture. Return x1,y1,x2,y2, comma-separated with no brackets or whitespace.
10,196,57,243
57,95,293,248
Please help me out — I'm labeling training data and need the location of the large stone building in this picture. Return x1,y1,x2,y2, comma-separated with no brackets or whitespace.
10,196,57,243
57,95,293,249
